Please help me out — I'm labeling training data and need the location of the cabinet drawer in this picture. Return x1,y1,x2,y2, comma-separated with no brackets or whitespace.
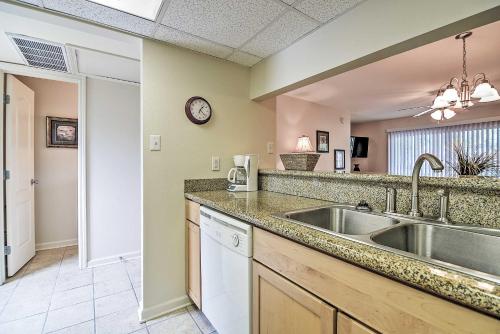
185,199,200,225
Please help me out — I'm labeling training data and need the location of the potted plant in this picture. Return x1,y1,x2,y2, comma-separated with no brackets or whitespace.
448,143,498,176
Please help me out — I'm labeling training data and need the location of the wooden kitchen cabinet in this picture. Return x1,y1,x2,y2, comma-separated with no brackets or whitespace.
337,313,376,334
253,227,499,334
186,219,201,308
253,261,336,334
185,199,201,308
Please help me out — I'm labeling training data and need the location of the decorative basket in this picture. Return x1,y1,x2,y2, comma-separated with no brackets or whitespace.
280,153,320,171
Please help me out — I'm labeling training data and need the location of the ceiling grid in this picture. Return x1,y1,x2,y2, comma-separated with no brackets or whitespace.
15,0,367,67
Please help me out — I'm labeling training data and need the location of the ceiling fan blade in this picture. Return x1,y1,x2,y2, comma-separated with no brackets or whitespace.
396,105,432,112
413,109,434,117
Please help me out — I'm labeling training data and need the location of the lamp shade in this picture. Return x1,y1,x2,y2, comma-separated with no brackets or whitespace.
431,96,450,109
295,135,314,152
431,109,443,121
471,82,492,98
443,108,456,119
478,87,500,102
442,87,459,102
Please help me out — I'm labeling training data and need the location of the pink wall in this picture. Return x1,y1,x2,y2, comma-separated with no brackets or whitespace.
276,95,351,171
351,104,500,173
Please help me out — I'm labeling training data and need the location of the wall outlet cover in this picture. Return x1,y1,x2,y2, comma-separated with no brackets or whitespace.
211,156,220,171
267,142,274,154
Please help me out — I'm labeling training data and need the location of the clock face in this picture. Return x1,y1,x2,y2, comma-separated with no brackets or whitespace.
185,97,212,124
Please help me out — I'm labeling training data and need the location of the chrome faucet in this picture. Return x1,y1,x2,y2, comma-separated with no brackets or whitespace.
409,153,444,217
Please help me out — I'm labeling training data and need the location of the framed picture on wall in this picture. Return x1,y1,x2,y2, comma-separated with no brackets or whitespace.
316,130,329,153
334,149,345,170
46,117,78,148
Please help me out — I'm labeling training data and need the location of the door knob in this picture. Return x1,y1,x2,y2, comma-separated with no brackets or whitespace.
30,179,39,185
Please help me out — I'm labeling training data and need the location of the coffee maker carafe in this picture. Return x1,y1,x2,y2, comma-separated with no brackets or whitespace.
227,154,258,192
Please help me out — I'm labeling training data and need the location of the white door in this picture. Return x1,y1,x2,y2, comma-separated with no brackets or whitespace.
0,70,5,285
5,74,35,277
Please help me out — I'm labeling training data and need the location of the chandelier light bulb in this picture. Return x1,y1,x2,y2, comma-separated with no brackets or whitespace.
442,87,459,102
443,108,456,119
479,87,500,103
471,82,493,98
454,100,463,109
431,96,450,109
431,109,443,121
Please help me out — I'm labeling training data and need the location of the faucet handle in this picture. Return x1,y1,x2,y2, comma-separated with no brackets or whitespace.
437,188,450,224
385,187,396,213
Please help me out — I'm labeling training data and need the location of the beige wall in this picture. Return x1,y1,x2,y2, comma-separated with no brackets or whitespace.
142,39,275,319
250,1,500,99
17,76,78,249
351,105,500,173
86,78,141,265
276,95,350,171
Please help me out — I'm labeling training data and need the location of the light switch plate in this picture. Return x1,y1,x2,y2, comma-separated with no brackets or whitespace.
267,142,274,154
149,135,161,151
211,156,220,171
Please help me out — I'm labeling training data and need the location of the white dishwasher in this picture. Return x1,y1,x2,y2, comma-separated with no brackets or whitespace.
200,206,252,334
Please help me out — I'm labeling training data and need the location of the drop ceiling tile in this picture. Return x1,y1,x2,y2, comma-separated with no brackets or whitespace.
18,0,44,6
155,25,234,59
227,51,262,67
161,0,286,48
241,11,318,58
294,0,365,23
42,0,156,36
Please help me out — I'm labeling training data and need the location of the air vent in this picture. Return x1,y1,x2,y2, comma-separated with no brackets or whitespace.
7,34,70,72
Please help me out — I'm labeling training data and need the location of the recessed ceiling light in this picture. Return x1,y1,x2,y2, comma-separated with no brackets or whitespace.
89,0,163,20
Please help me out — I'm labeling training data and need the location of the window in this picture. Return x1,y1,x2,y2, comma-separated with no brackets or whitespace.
388,121,500,177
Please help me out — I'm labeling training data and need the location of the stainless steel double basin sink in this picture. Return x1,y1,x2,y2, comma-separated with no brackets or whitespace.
274,205,500,282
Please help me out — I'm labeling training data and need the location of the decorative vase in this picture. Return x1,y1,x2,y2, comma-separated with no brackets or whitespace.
280,153,320,171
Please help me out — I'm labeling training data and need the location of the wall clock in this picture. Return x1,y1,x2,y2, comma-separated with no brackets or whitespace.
185,96,212,124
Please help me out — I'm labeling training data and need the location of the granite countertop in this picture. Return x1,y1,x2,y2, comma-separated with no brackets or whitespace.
185,190,500,318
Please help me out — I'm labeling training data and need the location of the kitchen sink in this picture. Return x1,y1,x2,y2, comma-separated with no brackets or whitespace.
371,223,500,277
275,205,500,282
277,206,399,235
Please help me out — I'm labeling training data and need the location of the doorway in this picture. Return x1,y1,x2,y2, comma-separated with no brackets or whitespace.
1,65,87,286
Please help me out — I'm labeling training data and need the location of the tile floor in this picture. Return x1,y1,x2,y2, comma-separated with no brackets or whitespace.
0,246,216,334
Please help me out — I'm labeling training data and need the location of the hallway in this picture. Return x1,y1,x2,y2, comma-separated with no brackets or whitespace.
0,247,214,333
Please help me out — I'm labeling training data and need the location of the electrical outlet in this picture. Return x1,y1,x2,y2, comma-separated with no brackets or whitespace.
211,156,220,171
267,142,274,154
149,135,161,151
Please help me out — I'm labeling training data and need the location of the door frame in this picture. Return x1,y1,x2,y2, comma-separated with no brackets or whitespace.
0,62,88,281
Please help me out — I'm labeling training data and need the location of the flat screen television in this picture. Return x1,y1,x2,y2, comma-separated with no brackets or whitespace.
350,136,369,158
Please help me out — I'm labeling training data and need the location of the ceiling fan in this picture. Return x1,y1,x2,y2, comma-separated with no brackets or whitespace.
400,31,500,121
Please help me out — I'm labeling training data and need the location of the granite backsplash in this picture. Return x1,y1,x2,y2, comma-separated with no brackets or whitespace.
259,169,500,229
184,170,499,228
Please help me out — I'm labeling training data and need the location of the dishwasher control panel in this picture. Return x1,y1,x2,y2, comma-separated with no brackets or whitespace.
200,207,252,257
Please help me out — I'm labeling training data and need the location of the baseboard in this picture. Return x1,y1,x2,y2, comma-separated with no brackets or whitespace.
36,239,77,251
87,250,141,268
138,295,192,322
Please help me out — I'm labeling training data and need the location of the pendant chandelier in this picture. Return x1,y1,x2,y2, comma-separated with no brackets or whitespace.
426,32,499,121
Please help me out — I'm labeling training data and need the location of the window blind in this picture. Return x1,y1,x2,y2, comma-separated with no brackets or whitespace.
388,121,500,177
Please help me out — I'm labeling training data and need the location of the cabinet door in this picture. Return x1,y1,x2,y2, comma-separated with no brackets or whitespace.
337,313,376,334
253,261,335,334
187,220,201,308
